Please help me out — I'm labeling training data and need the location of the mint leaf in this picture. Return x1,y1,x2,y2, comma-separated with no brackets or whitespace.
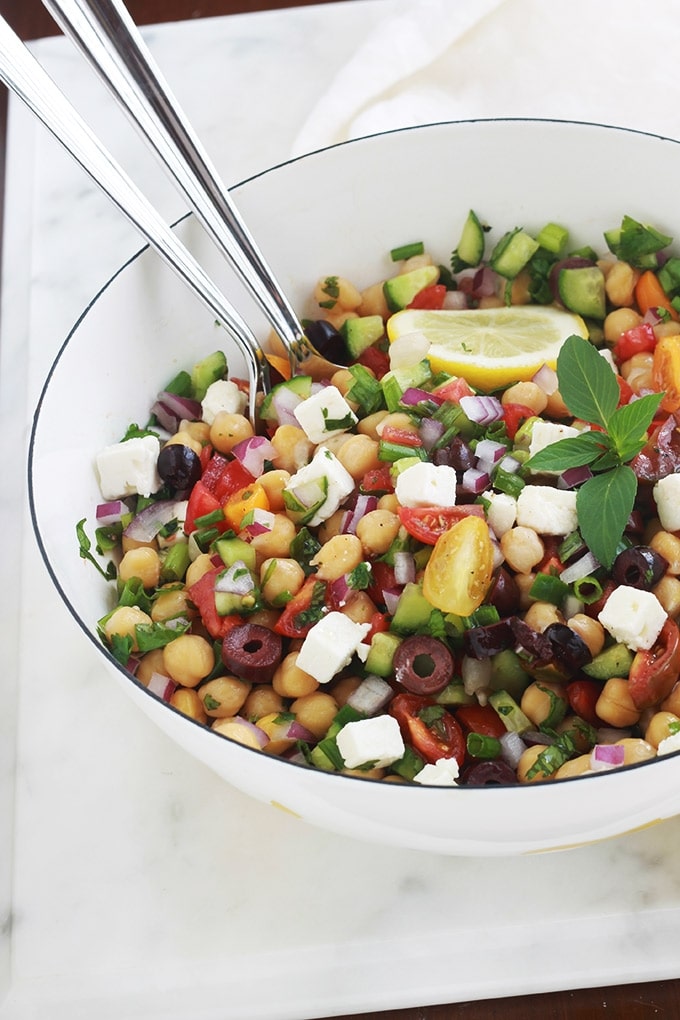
557,336,619,426
576,465,637,569
607,392,664,461
525,430,610,472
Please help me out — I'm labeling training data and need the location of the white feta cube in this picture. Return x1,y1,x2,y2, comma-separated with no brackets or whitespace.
413,756,460,786
395,462,457,509
293,385,358,444
657,731,680,756
283,446,355,526
201,379,247,424
295,612,372,684
653,474,680,532
527,420,580,475
516,484,578,535
597,585,667,651
95,434,161,499
336,715,405,769
485,491,517,538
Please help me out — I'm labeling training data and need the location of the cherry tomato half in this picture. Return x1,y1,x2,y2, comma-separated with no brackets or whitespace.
398,504,485,545
628,617,680,710
390,693,466,766
455,702,507,739
422,515,494,615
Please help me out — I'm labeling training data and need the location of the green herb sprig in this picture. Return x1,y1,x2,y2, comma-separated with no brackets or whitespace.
525,336,663,569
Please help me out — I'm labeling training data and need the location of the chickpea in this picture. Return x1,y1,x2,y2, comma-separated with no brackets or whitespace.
604,261,638,307
321,309,358,331
198,675,251,718
523,601,564,633
313,275,362,312
603,306,642,343
243,685,284,721
358,281,390,319
330,368,360,408
620,351,654,394
250,513,297,561
317,509,347,544
121,535,156,553
514,571,537,610
320,433,351,457
357,410,389,441
170,688,207,724
151,585,196,623
615,737,656,765
517,744,554,783
118,546,161,589
544,389,571,419
501,381,548,415
509,269,531,305
209,412,254,454
310,533,363,580
331,675,363,706
212,717,265,750
290,691,339,739
566,613,605,657
644,710,680,748
378,493,399,513
136,647,167,686
260,557,305,604
653,576,680,617
341,591,378,625
662,682,680,716
270,424,314,473
521,680,568,728
185,552,214,588
650,531,680,575
478,294,504,309
336,434,381,479
655,320,680,340
162,634,215,688
500,526,544,574
401,253,434,274
164,431,203,458
104,605,152,650
595,677,641,728
376,412,419,438
273,651,319,699
256,468,291,512
555,754,593,780
179,419,211,446
356,509,401,556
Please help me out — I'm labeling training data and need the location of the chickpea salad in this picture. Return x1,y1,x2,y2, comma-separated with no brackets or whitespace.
79,212,680,787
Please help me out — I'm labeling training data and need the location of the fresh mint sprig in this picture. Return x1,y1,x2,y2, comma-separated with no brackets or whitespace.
524,336,663,569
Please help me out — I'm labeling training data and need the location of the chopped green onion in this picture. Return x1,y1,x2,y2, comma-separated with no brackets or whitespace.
493,467,526,498
529,572,569,605
194,508,225,527
536,222,568,254
378,441,429,463
390,241,425,262
466,733,502,759
573,575,604,604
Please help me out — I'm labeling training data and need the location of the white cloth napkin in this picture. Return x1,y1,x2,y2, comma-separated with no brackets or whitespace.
292,0,680,154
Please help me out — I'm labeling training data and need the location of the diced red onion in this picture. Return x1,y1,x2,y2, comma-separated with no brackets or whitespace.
462,467,490,494
499,730,527,769
560,550,601,585
147,672,176,701
96,499,126,525
329,574,351,608
151,390,202,432
231,435,276,478
346,675,394,716
383,588,401,616
531,363,559,395
272,386,303,426
401,387,436,406
460,394,504,425
442,289,468,310
286,720,317,743
123,500,178,543
472,265,499,297
420,417,446,451
243,508,275,538
590,743,626,771
342,494,378,534
642,307,664,327
475,439,507,465
215,560,255,596
498,454,521,474
393,551,416,586
557,464,593,489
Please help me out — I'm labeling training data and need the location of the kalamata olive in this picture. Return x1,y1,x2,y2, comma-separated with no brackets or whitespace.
433,435,475,472
304,319,348,365
464,619,515,659
509,617,553,665
392,635,454,695
157,443,202,492
485,567,521,616
222,623,282,684
612,545,668,590
543,622,592,674
460,760,518,785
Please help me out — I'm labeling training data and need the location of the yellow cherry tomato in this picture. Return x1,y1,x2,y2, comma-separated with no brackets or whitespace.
653,334,680,413
422,514,494,616
223,484,270,531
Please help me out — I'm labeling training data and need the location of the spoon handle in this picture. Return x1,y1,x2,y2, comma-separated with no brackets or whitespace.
0,14,267,421
43,0,314,376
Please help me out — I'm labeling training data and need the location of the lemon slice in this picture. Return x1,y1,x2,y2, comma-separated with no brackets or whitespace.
386,305,588,391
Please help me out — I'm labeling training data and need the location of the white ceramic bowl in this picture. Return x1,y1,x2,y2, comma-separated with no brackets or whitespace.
29,119,680,855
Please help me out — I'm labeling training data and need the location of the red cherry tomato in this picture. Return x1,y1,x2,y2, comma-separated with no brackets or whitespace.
390,693,466,766
613,322,657,363
274,576,328,638
380,425,423,448
360,464,394,495
628,617,680,710
566,678,602,728
432,376,475,403
455,703,507,739
398,504,485,545
407,284,448,310
187,567,243,639
357,345,390,379
503,403,537,440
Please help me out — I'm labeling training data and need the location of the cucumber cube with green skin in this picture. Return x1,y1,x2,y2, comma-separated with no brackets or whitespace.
364,631,403,677
341,315,386,360
583,643,634,680
391,582,434,635
215,535,257,571
383,265,439,311
191,350,227,400
558,266,607,320
451,209,487,271
489,228,539,279
259,375,313,422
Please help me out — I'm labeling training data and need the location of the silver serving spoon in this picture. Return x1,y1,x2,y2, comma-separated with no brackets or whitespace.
41,0,344,381
0,13,268,424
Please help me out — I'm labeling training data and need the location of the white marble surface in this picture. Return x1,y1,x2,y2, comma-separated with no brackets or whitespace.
2,1,680,1016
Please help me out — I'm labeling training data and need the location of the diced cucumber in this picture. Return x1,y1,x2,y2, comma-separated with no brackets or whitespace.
341,315,385,360
214,535,257,571
583,642,633,680
364,631,403,677
214,590,256,616
383,265,439,312
259,375,313,422
391,582,433,635
451,210,487,271
191,350,227,401
536,222,569,255
381,359,432,411
488,689,533,733
489,228,539,279
558,266,606,319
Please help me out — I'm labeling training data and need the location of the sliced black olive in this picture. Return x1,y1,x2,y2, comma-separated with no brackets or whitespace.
460,760,518,785
304,319,348,365
485,567,521,616
509,617,553,665
544,622,593,673
464,619,515,659
612,545,668,590
222,623,282,684
157,443,202,492
392,635,454,695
